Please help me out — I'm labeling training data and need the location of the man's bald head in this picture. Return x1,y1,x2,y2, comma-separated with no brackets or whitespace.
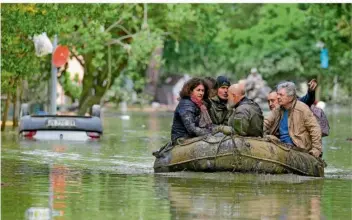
238,79,246,92
228,83,245,107
228,84,245,96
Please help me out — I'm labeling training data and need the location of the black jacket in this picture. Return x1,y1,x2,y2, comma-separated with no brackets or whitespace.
171,98,211,143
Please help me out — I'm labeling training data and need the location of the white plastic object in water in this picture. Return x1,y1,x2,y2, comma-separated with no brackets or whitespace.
120,115,130,120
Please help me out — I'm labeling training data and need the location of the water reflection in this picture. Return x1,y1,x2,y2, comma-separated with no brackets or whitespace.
154,174,325,220
147,112,162,151
23,142,93,220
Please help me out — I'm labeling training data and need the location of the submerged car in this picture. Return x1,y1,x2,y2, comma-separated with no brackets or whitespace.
19,104,103,141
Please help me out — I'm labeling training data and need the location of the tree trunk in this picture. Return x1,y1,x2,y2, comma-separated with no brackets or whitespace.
78,95,102,116
1,93,11,131
332,75,338,101
78,53,127,115
144,44,164,100
78,54,94,115
12,83,20,129
78,69,95,115
78,74,108,115
316,72,322,102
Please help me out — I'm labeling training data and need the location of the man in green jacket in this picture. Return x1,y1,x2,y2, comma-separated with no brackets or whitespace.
227,83,264,137
206,76,232,125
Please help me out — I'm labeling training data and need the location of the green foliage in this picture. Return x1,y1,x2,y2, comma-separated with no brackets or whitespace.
59,71,82,100
127,29,163,70
305,4,352,96
105,75,132,104
162,4,352,100
1,4,58,102
2,3,351,107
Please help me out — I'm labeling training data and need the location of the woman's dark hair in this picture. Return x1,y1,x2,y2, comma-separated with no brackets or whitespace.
179,77,209,100
204,76,217,98
204,77,216,90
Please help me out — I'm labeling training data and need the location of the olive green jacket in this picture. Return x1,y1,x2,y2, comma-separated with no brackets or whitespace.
228,97,264,137
206,96,231,125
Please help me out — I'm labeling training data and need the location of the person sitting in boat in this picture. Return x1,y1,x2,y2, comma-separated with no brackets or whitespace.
264,81,322,158
267,79,317,111
226,83,264,137
205,76,232,125
171,77,213,145
267,80,329,137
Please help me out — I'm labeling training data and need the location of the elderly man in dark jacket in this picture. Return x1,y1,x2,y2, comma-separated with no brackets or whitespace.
206,76,232,125
227,83,264,137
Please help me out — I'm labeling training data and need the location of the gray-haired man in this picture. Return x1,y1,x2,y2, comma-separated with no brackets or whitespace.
264,81,322,158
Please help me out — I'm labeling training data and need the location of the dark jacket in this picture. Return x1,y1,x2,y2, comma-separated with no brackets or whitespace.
299,91,315,107
171,98,211,143
228,97,264,137
206,96,231,125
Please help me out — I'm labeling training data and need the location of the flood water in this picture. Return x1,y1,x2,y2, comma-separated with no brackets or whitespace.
1,106,351,220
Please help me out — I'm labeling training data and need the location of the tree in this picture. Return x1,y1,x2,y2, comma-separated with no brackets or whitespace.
1,4,57,130
2,3,351,122
161,3,351,101
303,4,352,100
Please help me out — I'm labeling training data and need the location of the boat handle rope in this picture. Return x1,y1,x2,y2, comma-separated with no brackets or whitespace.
233,152,311,176
214,135,228,167
230,135,313,176
169,135,313,176
165,149,318,176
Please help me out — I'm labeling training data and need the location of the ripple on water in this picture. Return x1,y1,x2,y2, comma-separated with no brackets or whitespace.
12,148,155,175
324,166,352,179
21,150,82,160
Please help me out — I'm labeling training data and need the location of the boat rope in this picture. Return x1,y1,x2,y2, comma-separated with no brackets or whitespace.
160,133,323,176
165,152,234,167
165,151,313,176
177,135,208,146
229,135,312,176
176,135,293,154
235,152,311,176
214,135,228,167
166,142,318,177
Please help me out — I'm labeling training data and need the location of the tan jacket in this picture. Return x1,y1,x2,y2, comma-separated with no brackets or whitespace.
264,99,322,156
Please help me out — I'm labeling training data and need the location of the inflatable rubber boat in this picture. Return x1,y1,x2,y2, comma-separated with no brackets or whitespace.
153,135,326,177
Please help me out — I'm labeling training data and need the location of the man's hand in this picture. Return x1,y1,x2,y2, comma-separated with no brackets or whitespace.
265,135,280,142
309,148,321,158
212,125,234,135
221,126,235,135
308,79,318,92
